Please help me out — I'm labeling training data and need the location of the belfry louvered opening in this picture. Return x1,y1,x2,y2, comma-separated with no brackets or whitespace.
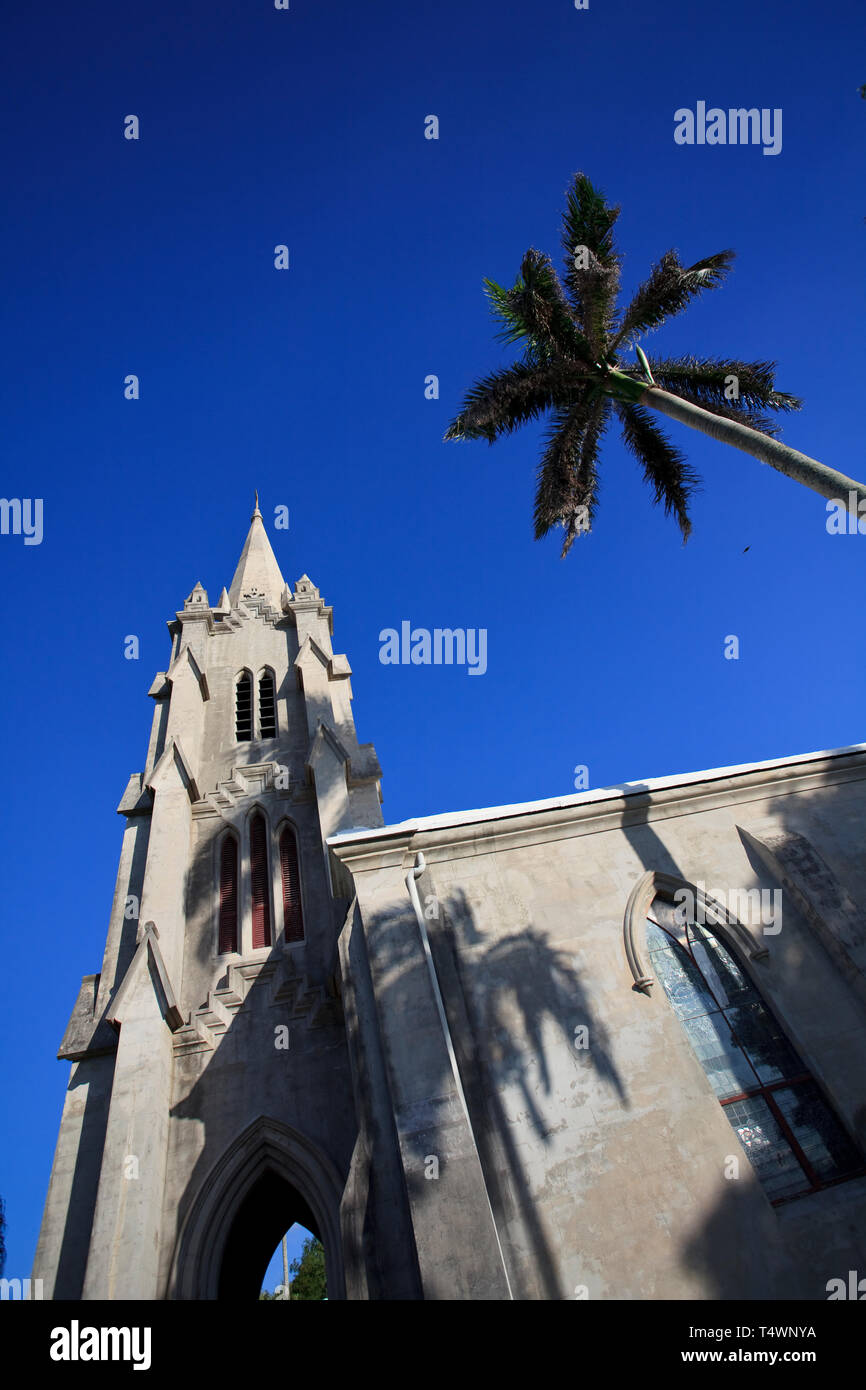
250,812,272,949
259,670,277,739
218,836,239,955
235,672,253,742
280,826,304,943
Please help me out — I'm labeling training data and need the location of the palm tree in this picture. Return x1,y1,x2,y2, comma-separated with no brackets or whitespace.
445,173,866,554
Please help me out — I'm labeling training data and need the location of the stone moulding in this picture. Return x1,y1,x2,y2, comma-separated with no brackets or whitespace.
191,760,294,819
168,1115,346,1300
105,921,184,1032
623,869,769,994
737,824,866,1011
328,745,866,870
57,973,118,1061
171,956,343,1056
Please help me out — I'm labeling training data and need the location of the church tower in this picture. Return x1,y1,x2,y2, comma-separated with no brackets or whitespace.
33,500,397,1300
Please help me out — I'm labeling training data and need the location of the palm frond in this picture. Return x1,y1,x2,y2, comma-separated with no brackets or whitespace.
483,277,534,348
561,400,608,555
444,359,583,443
533,397,608,551
615,401,700,540
647,355,802,430
485,249,594,363
612,249,735,352
560,173,621,350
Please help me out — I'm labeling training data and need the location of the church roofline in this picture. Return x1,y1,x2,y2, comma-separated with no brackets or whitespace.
327,741,866,855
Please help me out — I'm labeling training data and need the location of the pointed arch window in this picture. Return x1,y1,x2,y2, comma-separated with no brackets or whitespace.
218,835,239,955
646,903,864,1204
258,670,277,739
235,672,252,742
279,826,304,943
250,812,272,949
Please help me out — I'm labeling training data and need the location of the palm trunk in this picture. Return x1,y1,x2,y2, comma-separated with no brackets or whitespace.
642,386,866,514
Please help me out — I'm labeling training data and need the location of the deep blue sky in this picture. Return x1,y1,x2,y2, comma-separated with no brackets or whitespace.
1,0,863,1284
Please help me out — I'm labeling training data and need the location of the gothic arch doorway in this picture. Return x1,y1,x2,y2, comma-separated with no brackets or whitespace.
219,1170,320,1299
170,1117,346,1300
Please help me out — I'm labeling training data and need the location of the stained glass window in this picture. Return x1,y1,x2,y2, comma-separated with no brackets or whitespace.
647,907,863,1204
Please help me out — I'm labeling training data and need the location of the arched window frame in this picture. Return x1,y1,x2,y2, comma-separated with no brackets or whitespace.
216,829,240,956
276,818,305,945
235,669,254,744
257,666,278,741
216,811,290,959
624,870,768,992
170,1116,347,1300
624,870,865,1205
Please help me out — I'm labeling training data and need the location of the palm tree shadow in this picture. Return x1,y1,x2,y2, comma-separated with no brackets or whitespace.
394,782,736,1298
387,879,630,1299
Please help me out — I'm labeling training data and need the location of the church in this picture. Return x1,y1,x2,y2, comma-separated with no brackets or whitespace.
33,502,866,1299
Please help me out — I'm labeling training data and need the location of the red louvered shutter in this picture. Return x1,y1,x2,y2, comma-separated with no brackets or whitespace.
250,813,272,949
218,837,238,954
280,827,304,943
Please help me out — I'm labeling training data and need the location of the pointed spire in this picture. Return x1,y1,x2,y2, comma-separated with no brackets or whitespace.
228,496,286,609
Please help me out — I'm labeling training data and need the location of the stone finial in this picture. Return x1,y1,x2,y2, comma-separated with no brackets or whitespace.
184,581,209,610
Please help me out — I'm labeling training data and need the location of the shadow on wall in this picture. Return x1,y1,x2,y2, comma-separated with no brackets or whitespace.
361,881,628,1300
48,756,866,1301
361,758,866,1300
680,1163,866,1300
166,945,352,1302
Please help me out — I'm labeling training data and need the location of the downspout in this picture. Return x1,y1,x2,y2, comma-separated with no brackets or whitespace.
405,850,514,1298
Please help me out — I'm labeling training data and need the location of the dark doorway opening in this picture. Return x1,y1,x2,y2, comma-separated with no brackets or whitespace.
217,1169,321,1300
